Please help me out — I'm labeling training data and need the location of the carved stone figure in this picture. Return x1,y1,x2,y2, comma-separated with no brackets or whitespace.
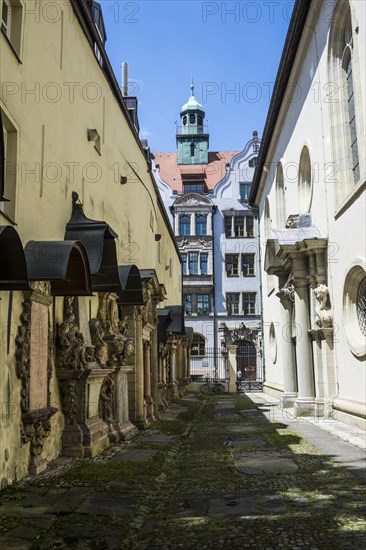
58,297,90,369
314,284,333,328
61,380,78,425
99,375,114,424
93,293,133,366
89,318,109,366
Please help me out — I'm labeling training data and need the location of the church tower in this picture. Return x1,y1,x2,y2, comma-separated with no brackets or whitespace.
176,81,209,165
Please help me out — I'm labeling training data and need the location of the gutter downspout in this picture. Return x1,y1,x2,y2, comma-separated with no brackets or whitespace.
250,205,265,387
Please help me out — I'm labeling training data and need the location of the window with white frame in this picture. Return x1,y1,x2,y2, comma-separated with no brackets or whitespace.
240,182,251,202
181,253,187,275
189,252,199,275
225,254,239,277
224,215,254,238
243,293,256,315
249,157,258,168
196,215,207,235
197,294,209,315
184,294,192,315
242,254,255,276
1,0,23,57
191,333,206,356
180,215,191,235
226,293,240,315
0,109,17,220
200,253,208,275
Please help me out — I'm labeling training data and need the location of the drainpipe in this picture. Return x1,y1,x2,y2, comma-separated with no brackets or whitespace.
212,205,218,379
250,205,265,385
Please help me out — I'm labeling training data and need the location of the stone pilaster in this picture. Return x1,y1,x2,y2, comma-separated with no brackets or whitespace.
277,285,298,407
292,257,315,416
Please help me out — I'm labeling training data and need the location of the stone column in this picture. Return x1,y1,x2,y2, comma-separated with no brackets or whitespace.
207,213,212,235
277,288,298,407
143,340,155,421
168,341,179,397
150,328,159,417
227,345,237,394
293,257,315,416
135,308,146,429
191,213,196,236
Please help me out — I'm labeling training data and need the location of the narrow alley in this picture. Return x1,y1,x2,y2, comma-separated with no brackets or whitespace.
0,393,365,550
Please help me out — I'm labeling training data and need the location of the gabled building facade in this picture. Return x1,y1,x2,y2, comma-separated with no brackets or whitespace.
249,0,366,427
154,86,262,387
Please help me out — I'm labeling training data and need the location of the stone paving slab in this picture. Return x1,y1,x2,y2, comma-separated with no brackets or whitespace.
224,425,258,434
47,486,93,515
260,494,287,513
235,455,299,475
214,412,242,421
0,536,32,549
169,495,208,517
77,492,136,517
224,435,269,449
137,433,175,444
208,496,256,516
109,448,158,462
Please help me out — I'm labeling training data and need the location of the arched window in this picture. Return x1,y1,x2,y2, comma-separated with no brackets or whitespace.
190,143,195,157
183,115,187,126
328,2,361,205
191,333,206,357
298,146,313,213
179,215,191,236
196,215,207,235
189,113,195,124
275,163,286,228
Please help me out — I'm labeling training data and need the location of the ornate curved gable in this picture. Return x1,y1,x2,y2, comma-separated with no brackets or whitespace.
173,192,213,209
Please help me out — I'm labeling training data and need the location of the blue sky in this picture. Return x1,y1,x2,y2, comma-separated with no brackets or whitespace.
102,0,294,152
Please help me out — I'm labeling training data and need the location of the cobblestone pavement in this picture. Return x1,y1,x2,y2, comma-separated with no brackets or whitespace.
0,394,365,550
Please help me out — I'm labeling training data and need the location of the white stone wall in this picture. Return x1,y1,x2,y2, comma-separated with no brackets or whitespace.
257,0,366,425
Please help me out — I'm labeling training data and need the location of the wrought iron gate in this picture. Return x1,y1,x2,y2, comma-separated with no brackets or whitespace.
190,347,229,382
236,340,263,391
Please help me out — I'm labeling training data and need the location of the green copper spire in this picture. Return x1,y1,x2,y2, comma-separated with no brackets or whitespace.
177,78,209,165
181,79,204,113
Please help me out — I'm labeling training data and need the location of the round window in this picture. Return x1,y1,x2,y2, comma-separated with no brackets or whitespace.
343,261,366,358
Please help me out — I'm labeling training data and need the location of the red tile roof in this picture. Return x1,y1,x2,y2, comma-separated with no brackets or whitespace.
152,151,239,194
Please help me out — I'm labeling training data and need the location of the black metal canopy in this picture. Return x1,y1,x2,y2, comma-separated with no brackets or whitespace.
24,240,92,296
0,226,29,290
157,305,185,343
117,264,143,305
65,192,143,303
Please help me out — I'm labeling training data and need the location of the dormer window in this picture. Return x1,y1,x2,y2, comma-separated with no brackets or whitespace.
189,113,196,124
249,157,258,168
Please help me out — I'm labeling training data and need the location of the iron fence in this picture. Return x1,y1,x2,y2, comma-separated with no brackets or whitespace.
190,347,229,382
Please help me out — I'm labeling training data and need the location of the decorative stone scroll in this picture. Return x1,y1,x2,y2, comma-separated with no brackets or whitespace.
15,286,57,475
313,284,333,329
